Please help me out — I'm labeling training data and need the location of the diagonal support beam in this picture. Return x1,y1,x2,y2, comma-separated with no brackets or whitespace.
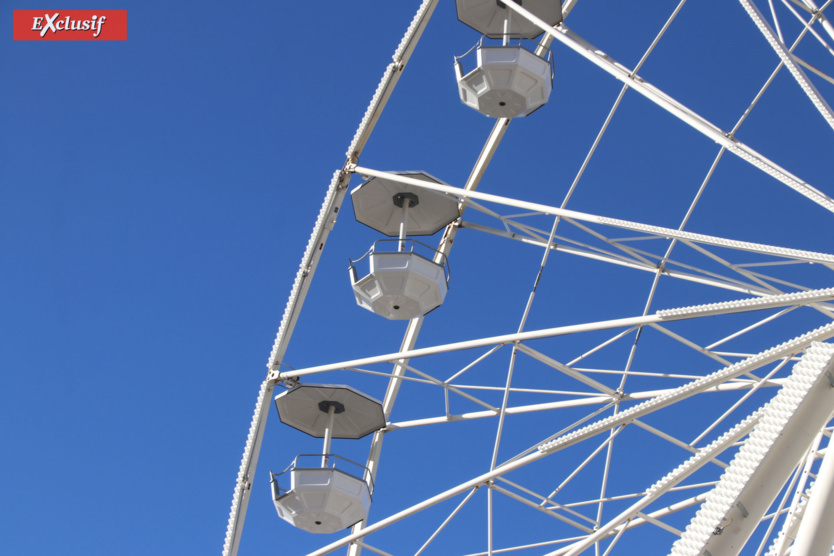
302,325,834,556
499,0,834,215
515,343,618,396
461,219,815,297
275,288,834,381
739,0,834,132
555,408,763,556
350,167,834,266
671,342,834,555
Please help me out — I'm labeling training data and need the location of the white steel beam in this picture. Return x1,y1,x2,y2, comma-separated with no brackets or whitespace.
739,0,834,132
387,379,780,431
556,409,763,556
800,0,834,45
462,219,800,297
671,342,834,555
299,326,834,556
535,330,834,459
274,288,834,381
350,167,834,266
222,2,439,555
514,344,618,396
544,494,710,556
491,483,595,533
349,81,513,556
790,434,834,554
766,432,824,555
498,0,834,215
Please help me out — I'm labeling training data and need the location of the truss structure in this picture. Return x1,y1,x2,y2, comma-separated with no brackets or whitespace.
225,1,834,554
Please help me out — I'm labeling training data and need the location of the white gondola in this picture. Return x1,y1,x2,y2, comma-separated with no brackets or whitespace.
455,42,553,119
270,384,385,534
454,0,561,119
350,172,458,320
350,239,450,320
270,455,374,535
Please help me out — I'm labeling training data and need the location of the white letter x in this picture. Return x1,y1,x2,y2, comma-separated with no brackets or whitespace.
40,13,59,37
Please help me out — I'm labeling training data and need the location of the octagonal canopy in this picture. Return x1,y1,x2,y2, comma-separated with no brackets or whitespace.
456,0,563,39
274,384,385,439
351,171,460,237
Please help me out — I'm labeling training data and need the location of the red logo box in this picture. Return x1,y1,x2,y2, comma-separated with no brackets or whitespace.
13,10,126,40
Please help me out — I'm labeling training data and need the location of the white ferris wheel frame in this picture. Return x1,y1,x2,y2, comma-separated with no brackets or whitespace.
224,1,834,555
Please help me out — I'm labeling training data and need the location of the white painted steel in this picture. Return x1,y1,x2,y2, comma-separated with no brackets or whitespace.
671,343,834,555
350,166,834,265
455,0,563,39
350,172,459,237
790,435,834,555
221,1,439,554
559,410,763,556
455,45,553,118
231,2,834,555
322,405,335,468
738,0,834,132
499,0,834,215
302,327,834,556
350,249,448,320
274,289,834,381
765,432,824,555
272,467,372,534
801,0,834,45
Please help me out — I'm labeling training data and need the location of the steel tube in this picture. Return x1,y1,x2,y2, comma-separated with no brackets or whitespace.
497,0,834,215
351,167,834,265
274,288,834,381
322,404,336,467
790,433,834,555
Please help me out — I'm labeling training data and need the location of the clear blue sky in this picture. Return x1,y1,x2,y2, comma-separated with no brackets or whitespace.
3,1,833,555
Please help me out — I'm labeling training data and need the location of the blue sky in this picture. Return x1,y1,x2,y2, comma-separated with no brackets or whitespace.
3,1,834,555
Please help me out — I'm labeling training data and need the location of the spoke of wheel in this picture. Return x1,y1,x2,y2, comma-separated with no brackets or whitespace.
739,0,834,131
349,167,834,266
705,308,797,351
799,0,834,45
500,0,834,214
689,357,791,446
646,323,733,366
542,427,626,506
515,344,618,396
631,420,728,468
781,0,834,56
544,494,710,556
275,289,834,382
414,487,479,556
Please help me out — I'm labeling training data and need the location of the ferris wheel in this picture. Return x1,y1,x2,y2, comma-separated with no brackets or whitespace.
224,1,834,554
